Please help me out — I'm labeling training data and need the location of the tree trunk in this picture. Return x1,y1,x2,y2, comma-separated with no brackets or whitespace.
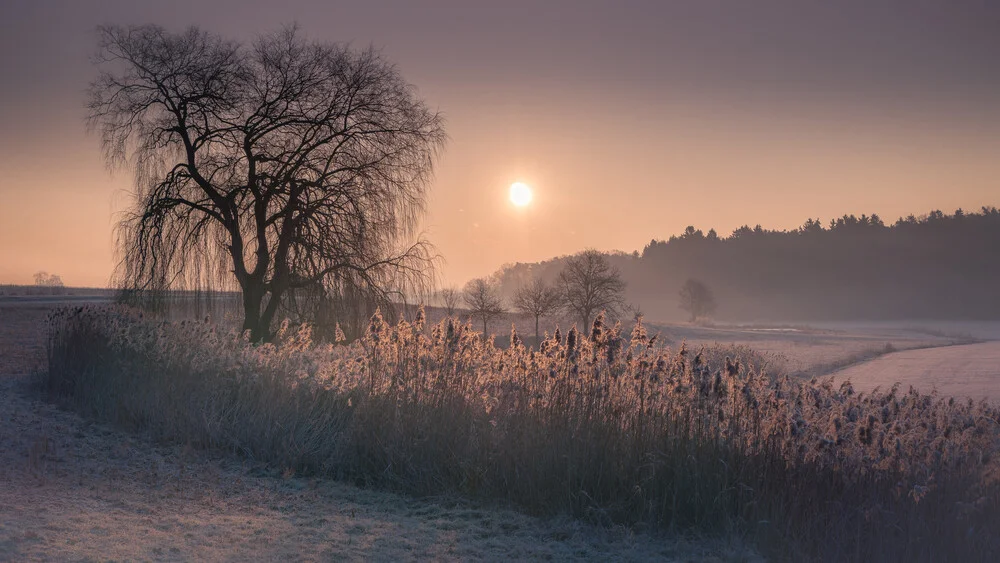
534,315,540,345
240,280,270,342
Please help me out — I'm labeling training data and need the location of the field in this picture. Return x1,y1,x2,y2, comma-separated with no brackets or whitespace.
645,320,1000,403
0,303,754,562
832,342,1000,402
4,299,1000,561
644,320,992,381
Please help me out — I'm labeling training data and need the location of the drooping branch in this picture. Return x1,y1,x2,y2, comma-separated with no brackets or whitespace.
89,24,445,340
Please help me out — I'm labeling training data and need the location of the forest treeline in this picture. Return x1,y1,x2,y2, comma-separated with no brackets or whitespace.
494,207,1000,322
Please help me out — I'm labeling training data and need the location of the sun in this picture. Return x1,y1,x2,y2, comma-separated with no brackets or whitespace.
509,182,533,207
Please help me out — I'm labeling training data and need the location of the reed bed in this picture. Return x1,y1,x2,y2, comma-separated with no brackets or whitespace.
44,306,1000,561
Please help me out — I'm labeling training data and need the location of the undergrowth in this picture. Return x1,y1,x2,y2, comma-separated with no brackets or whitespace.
44,306,1000,561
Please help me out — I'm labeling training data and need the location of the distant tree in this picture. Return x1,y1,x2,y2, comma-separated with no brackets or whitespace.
682,226,703,238
558,249,626,330
512,278,562,343
440,286,460,317
627,303,644,323
800,218,824,234
33,271,64,287
463,278,506,334
87,25,445,341
678,278,716,322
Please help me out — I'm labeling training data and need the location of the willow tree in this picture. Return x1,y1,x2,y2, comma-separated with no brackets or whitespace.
88,25,445,341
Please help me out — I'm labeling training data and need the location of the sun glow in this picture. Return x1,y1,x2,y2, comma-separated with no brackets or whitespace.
509,182,533,207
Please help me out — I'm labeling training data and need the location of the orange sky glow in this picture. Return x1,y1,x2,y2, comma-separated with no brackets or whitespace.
1,1,998,288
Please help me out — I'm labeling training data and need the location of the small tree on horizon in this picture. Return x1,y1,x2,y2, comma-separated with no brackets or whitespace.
512,277,563,343
439,286,460,317
558,249,627,330
679,278,716,322
462,278,506,334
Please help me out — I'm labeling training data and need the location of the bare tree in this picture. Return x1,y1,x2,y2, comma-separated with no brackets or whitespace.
462,278,506,334
679,278,716,322
557,249,626,330
87,25,446,341
627,302,643,323
439,286,460,317
512,277,562,343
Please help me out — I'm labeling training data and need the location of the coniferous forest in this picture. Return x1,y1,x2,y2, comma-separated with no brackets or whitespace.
495,207,1000,321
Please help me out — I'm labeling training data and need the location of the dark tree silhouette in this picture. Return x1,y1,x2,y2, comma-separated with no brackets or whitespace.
462,278,506,334
512,277,562,343
492,207,1000,322
558,249,626,329
678,278,716,322
87,25,445,341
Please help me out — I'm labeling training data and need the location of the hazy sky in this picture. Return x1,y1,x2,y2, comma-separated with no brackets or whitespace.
1,0,998,287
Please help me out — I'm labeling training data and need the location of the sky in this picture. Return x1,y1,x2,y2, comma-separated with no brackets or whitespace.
1,0,998,288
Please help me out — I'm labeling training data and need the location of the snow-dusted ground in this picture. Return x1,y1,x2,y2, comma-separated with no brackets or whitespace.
645,319,977,377
831,341,1000,403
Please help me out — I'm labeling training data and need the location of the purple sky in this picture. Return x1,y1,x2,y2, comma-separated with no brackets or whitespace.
1,0,999,286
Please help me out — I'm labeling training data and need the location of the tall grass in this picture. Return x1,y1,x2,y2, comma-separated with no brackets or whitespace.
45,306,1000,561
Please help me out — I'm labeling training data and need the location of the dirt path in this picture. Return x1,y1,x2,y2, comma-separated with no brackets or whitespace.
0,306,757,562
831,341,1000,403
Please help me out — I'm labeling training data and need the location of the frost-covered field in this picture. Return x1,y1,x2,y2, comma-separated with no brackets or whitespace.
644,320,990,377
646,319,1000,403
831,342,1000,403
